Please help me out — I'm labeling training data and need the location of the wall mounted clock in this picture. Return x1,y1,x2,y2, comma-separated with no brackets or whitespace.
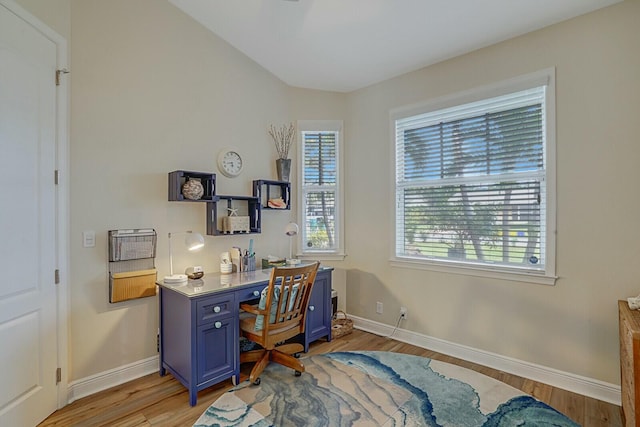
217,148,244,178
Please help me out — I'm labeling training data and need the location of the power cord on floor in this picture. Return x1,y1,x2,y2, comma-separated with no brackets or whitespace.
385,312,406,339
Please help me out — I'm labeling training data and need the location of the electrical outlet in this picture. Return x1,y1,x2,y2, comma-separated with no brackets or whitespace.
376,301,383,314
400,306,408,319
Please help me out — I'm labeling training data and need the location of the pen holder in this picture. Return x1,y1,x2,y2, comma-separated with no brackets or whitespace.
244,255,256,272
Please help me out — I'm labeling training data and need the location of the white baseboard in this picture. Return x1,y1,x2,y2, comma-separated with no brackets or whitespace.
351,314,621,406
65,318,621,407
66,356,159,404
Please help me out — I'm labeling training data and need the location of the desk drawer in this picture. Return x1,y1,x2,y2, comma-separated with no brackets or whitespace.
237,284,266,303
196,294,234,326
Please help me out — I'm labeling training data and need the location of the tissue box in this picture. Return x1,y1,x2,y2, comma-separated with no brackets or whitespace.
262,258,286,269
222,216,250,233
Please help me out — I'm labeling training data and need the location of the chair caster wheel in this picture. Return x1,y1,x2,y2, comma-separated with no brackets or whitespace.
294,371,302,377
253,377,261,385
294,353,301,359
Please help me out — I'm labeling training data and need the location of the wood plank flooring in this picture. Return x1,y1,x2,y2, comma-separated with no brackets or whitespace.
39,329,623,426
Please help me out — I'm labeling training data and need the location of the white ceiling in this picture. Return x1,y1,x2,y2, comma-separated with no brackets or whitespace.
168,0,621,93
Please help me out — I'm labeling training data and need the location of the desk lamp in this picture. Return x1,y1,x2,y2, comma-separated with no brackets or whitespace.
284,222,300,265
164,231,205,284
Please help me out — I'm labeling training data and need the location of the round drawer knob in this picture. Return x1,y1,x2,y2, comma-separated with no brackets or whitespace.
253,290,260,297
214,321,222,329
309,305,315,311
213,306,221,313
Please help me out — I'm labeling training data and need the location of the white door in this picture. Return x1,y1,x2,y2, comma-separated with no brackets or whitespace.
0,4,59,426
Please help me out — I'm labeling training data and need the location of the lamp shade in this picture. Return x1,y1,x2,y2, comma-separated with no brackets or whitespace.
164,231,205,284
284,222,299,237
185,232,205,251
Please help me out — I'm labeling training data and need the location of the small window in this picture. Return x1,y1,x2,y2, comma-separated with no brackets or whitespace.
297,120,344,259
391,70,556,284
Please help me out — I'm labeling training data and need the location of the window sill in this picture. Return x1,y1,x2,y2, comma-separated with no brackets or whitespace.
389,258,557,286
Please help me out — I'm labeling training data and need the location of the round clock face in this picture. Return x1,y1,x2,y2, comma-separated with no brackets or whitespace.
218,149,243,177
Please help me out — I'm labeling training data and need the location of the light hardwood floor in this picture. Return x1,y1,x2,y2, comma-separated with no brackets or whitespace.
39,329,622,426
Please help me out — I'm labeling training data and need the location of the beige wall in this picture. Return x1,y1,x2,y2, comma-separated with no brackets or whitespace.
66,0,345,381
343,0,640,385
13,0,638,389
14,0,70,40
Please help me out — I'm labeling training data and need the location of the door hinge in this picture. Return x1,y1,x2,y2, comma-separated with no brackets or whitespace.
55,269,60,284
55,68,69,86
56,367,61,384
54,170,59,185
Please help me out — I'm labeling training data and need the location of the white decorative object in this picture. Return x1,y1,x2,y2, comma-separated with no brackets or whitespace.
222,216,250,233
182,178,204,200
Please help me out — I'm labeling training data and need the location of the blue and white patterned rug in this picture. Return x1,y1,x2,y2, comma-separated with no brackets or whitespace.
194,351,579,426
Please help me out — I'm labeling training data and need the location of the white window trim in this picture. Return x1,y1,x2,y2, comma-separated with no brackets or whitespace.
389,69,557,285
297,120,346,261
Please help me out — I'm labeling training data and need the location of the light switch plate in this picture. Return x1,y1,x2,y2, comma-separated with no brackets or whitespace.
83,230,95,248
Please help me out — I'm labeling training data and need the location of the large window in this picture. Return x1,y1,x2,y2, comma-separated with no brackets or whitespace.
298,120,344,259
392,70,556,284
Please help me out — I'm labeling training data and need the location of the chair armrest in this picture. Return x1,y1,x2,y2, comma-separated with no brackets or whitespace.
240,303,262,315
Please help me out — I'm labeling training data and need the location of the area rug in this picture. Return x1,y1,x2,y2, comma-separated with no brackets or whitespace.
194,351,579,426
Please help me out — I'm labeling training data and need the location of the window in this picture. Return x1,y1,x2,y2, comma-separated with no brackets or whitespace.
297,120,344,259
392,70,556,284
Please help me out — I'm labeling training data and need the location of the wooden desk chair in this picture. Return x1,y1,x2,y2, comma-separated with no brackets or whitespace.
239,262,320,385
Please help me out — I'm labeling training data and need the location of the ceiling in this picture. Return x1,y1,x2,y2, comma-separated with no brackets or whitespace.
168,0,621,93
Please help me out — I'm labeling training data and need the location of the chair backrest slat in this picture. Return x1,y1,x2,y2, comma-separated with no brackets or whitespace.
262,262,319,337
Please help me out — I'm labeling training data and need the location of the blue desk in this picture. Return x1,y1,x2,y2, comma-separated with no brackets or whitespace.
158,267,333,406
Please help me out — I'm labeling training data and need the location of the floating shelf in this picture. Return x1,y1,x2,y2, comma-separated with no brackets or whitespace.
168,171,265,236
206,195,261,236
253,179,291,210
168,170,216,202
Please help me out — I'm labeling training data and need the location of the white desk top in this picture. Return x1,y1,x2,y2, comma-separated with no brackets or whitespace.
157,266,332,298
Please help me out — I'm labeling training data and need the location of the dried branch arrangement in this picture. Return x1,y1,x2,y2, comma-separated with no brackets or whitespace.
268,123,295,160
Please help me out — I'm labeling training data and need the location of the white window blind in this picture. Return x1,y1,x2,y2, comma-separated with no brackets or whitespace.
301,131,339,252
395,85,551,274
